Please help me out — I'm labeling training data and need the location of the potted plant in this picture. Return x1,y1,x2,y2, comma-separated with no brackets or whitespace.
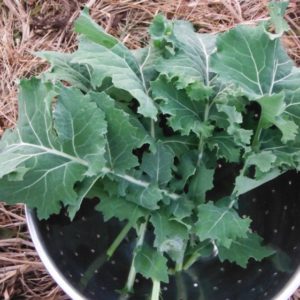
1,3,300,299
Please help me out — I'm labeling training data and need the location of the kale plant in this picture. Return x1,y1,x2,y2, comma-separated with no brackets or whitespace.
1,3,299,299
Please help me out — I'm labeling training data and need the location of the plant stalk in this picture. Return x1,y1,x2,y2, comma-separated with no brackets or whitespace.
124,220,148,293
196,103,210,166
175,272,187,300
151,280,161,300
251,117,263,151
107,221,132,258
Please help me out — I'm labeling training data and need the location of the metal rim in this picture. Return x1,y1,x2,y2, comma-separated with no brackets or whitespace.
273,267,300,300
25,206,86,300
25,206,300,300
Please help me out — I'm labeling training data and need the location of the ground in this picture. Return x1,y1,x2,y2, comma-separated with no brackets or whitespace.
0,0,300,299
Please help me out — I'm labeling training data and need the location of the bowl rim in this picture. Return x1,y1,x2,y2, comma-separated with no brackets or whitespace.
25,205,300,300
25,206,86,300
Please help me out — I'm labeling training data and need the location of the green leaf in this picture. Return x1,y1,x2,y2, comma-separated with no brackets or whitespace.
68,175,101,220
171,150,197,191
211,25,300,98
0,79,106,219
141,141,174,186
168,198,194,220
151,15,216,87
36,52,92,92
54,88,107,175
71,37,157,120
91,92,147,172
257,93,298,143
246,151,277,174
149,14,176,55
207,132,241,163
267,1,289,40
189,164,214,203
126,185,163,210
283,88,300,126
212,104,253,146
160,135,198,157
218,233,275,268
150,210,189,262
184,240,214,269
151,76,211,137
234,168,282,196
195,202,251,248
134,245,169,283
75,8,142,80
186,81,213,101
95,189,146,223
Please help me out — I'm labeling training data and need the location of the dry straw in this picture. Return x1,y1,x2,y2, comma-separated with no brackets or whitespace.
0,0,299,298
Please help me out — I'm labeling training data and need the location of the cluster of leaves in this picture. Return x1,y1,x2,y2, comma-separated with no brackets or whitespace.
1,3,300,294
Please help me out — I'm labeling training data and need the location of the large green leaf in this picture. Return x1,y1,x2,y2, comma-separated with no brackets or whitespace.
134,245,169,283
126,185,163,211
151,76,211,137
36,52,91,92
95,191,146,223
75,8,141,75
151,15,216,87
91,92,148,172
257,93,298,143
150,210,189,262
212,103,253,146
0,79,107,219
211,25,300,98
68,175,101,220
141,141,174,186
245,151,277,174
218,233,275,268
285,88,300,126
71,37,157,120
54,88,107,175
207,132,241,163
171,150,197,191
234,168,282,196
195,202,251,248
188,164,215,203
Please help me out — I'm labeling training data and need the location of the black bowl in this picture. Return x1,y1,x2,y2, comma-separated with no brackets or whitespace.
26,170,300,300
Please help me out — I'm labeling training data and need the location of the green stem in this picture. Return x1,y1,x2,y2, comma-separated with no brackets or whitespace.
150,119,156,139
196,104,210,166
107,221,132,258
251,117,263,151
79,253,107,289
175,261,183,273
151,280,161,300
183,253,199,271
125,259,137,294
175,272,187,300
124,220,148,293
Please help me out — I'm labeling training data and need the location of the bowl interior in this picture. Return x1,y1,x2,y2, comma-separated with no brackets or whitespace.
27,170,300,300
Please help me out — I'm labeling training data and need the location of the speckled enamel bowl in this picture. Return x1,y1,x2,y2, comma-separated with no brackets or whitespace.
26,170,300,300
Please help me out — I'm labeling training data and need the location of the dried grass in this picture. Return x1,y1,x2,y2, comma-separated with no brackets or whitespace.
0,0,300,298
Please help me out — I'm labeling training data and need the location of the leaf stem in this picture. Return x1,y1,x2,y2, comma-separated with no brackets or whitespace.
107,221,132,258
151,119,156,139
175,261,183,273
175,273,187,300
124,219,148,293
196,104,210,166
125,258,137,294
151,279,161,300
102,167,180,200
251,117,263,151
